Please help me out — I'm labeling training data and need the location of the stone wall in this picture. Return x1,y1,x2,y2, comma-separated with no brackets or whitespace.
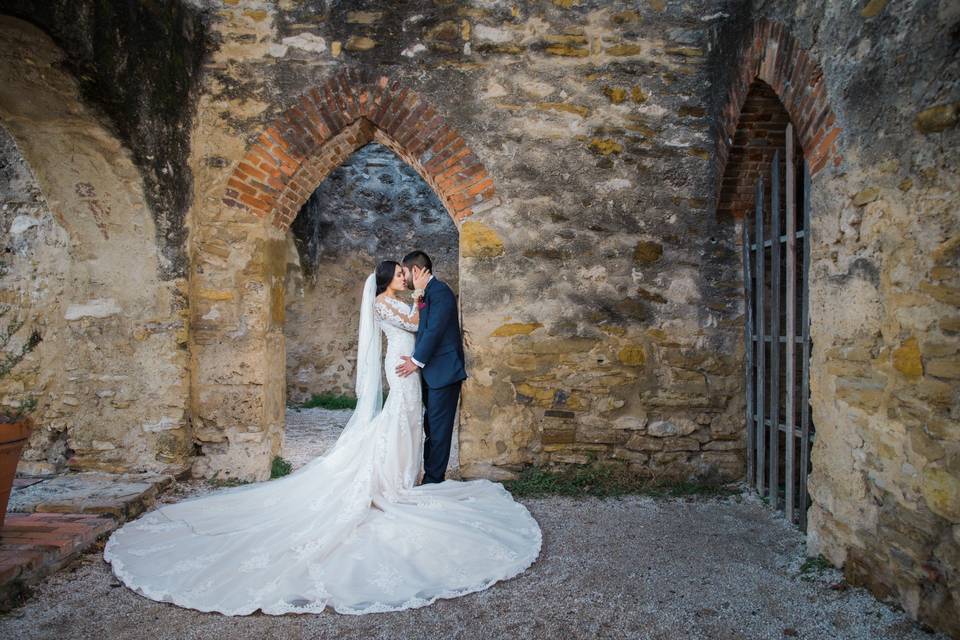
284,142,457,402
710,2,960,635
187,0,749,483
0,0,954,635
0,0,210,279
0,17,191,476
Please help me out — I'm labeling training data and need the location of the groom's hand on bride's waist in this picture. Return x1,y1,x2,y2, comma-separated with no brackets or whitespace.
396,355,421,378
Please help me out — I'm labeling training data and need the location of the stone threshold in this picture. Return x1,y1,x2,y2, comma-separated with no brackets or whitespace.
0,513,115,611
7,471,179,519
1,470,181,611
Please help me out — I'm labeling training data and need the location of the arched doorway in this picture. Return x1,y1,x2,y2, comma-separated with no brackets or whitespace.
284,141,459,403
720,80,813,529
0,15,190,476
190,71,498,481
714,19,842,531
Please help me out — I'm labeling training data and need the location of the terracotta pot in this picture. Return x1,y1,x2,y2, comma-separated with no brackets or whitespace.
0,417,32,530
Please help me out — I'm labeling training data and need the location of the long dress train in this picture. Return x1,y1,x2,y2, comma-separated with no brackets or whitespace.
103,289,541,615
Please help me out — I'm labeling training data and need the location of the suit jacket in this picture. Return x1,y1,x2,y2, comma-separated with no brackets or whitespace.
413,277,467,389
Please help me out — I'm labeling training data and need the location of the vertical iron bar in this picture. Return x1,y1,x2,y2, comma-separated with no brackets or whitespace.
742,220,755,487
784,125,797,524
799,158,813,532
769,151,782,510
754,177,766,496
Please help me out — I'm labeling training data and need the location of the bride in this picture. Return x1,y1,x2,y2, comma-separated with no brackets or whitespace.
103,261,542,616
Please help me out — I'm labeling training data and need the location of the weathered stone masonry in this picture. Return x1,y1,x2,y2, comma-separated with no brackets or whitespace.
0,1,956,635
712,3,959,635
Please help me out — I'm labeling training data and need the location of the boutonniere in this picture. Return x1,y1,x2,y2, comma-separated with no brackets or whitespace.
413,288,426,310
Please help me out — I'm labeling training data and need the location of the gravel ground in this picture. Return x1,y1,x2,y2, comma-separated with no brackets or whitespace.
0,409,946,640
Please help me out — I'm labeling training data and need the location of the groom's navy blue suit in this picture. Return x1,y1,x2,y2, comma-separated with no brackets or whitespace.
412,276,466,484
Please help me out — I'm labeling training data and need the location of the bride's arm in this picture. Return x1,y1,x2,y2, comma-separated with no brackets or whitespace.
375,297,419,331
394,300,419,328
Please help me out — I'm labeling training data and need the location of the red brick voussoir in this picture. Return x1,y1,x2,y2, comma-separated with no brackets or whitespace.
713,18,842,215
222,69,495,230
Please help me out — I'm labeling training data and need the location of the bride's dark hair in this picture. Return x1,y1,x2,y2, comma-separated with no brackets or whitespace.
375,260,400,295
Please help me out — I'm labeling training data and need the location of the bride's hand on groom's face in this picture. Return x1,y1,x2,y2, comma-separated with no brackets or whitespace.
412,266,430,290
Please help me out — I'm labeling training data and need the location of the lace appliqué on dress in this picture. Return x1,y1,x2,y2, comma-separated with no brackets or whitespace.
374,297,418,332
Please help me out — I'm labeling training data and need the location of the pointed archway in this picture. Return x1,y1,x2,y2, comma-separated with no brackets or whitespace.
190,70,501,481
222,69,497,229
713,17,841,216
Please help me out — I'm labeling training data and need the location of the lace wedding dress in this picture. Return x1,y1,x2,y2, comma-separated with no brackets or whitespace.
103,274,541,616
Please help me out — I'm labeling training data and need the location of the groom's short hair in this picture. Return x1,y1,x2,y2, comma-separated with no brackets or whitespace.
402,250,432,273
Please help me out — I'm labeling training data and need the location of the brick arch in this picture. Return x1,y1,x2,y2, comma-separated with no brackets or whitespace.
716,79,801,220
714,18,841,212
222,69,497,230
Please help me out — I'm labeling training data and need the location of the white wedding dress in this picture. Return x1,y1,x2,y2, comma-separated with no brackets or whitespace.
103,274,541,615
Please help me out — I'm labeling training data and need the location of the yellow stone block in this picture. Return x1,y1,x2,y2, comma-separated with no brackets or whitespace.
914,102,958,134
895,339,924,379
546,44,589,57
345,36,376,51
604,86,627,104
852,187,880,206
243,9,268,22
618,345,646,366
199,289,235,301
860,0,889,17
922,465,960,521
589,138,622,155
492,322,544,337
605,44,642,56
515,383,554,403
461,221,505,258
544,34,588,45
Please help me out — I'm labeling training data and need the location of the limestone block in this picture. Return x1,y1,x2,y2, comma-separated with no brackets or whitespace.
922,465,960,522
647,417,698,437
64,299,122,320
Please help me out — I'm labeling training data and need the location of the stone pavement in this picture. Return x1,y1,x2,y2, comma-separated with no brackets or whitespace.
0,406,950,639
8,472,176,519
0,493,949,640
1,471,178,610
0,513,114,610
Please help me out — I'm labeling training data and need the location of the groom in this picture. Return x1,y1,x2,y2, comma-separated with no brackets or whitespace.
395,250,467,484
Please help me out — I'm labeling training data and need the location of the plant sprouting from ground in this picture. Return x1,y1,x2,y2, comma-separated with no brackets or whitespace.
271,456,293,478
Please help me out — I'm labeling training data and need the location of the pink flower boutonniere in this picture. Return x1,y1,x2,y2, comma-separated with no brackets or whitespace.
413,288,426,310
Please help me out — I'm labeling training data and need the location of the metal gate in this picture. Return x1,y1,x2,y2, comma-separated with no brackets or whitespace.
741,123,815,530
